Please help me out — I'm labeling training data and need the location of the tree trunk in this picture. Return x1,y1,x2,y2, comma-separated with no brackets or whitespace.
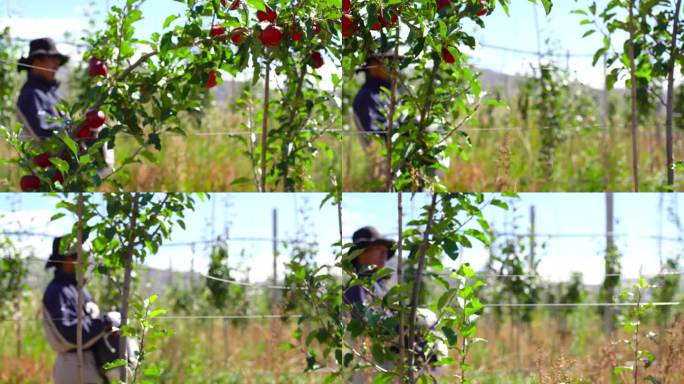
223,318,229,366
76,193,85,384
15,299,21,358
119,195,140,383
666,0,682,187
628,0,640,192
260,64,271,192
407,194,438,383
385,27,401,192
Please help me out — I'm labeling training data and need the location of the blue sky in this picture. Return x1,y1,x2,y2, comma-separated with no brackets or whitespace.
1,0,636,89
1,193,683,286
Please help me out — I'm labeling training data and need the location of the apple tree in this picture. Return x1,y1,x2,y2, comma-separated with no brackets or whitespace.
55,192,203,382
575,0,684,190
4,0,341,192
0,233,30,358
342,0,553,192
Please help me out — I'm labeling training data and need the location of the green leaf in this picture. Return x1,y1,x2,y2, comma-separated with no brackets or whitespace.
163,14,179,29
103,358,126,370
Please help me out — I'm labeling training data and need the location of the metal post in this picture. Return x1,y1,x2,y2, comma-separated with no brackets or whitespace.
529,205,536,269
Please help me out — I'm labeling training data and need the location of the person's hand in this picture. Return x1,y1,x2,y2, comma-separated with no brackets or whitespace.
85,301,100,318
105,311,121,327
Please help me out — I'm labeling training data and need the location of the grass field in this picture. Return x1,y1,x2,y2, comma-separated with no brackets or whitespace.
3,293,683,383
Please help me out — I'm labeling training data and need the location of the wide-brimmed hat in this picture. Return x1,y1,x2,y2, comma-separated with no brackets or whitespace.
18,38,69,72
45,236,77,269
349,226,396,260
355,51,405,73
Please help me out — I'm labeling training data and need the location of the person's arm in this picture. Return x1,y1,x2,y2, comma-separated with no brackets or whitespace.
343,285,368,323
16,90,64,138
42,285,111,348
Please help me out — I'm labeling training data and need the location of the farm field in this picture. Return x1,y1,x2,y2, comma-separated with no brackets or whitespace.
1,1,682,192
1,192,683,383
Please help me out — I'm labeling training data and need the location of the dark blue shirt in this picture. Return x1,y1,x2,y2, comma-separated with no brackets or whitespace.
343,270,392,322
16,74,65,138
42,269,110,347
352,77,394,140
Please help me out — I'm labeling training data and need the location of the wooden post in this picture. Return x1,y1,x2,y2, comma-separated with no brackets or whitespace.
604,192,615,335
272,208,278,302
224,227,230,366
397,193,406,381
529,205,535,269
270,208,278,373
76,193,85,384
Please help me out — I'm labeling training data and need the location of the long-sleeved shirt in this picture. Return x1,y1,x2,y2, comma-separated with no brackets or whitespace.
16,74,65,139
343,271,392,322
352,77,394,141
42,270,110,353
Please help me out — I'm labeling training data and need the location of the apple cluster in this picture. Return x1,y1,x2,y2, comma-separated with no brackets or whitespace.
20,58,110,191
203,1,327,88
343,0,490,65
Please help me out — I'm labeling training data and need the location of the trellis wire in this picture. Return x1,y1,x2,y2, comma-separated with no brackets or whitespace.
1,301,679,324
4,229,684,245
14,254,684,293
5,231,684,288
478,42,595,58
0,314,303,323
200,272,290,290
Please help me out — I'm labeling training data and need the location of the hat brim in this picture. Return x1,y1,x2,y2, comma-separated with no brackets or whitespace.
355,54,405,73
350,238,396,260
18,52,69,72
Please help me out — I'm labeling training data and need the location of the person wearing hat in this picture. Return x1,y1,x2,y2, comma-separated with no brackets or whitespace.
15,38,69,140
15,37,116,179
343,226,396,313
42,236,112,384
343,226,398,383
352,54,398,152
343,227,447,382
352,52,451,184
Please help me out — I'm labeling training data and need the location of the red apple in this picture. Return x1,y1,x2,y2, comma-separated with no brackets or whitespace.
437,0,450,12
442,46,455,64
77,126,92,139
231,28,246,45
343,0,351,13
476,0,488,16
85,110,106,129
52,171,64,184
260,25,283,47
20,175,40,192
342,14,356,37
32,152,51,168
206,70,218,89
310,51,324,68
256,6,277,23
211,25,225,37
292,29,303,41
88,57,108,77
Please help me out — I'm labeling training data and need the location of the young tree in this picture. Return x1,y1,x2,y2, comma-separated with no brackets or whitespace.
342,0,553,192
57,192,203,382
4,0,341,192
